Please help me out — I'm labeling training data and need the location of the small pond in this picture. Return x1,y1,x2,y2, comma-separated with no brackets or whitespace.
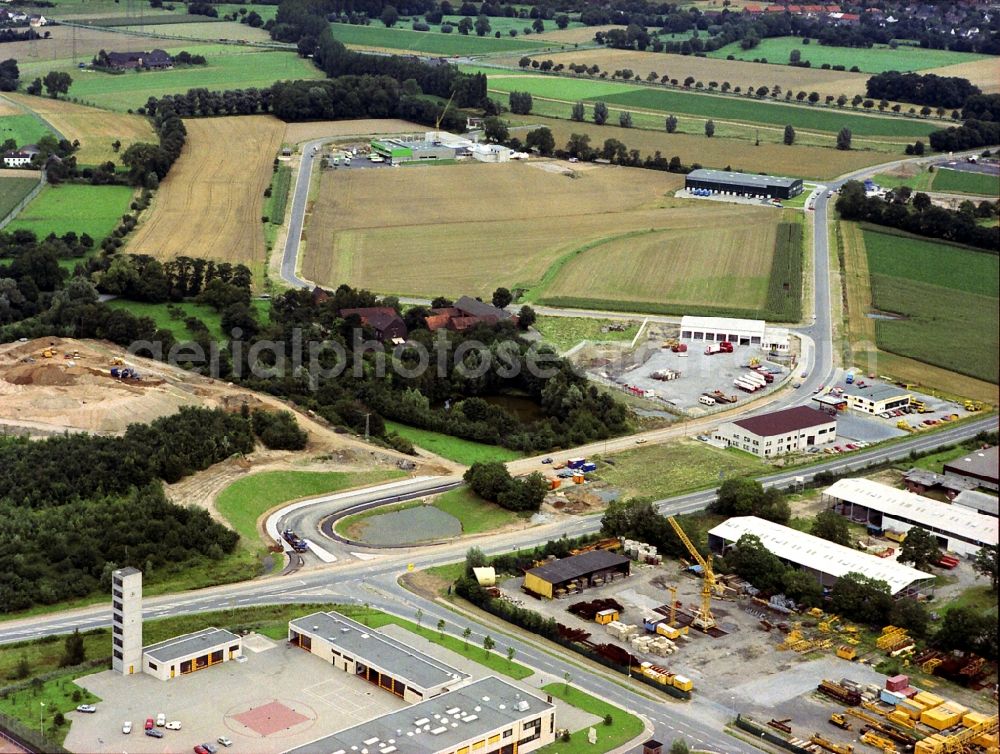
355,505,462,545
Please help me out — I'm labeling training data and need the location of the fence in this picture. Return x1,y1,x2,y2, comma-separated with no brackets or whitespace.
0,171,45,230
0,710,69,754
735,714,813,754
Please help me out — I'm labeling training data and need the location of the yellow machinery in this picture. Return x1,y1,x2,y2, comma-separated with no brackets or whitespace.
836,645,856,661
111,356,125,366
829,713,852,730
434,91,456,130
819,615,840,632
964,400,983,411
915,714,998,754
667,516,716,631
896,420,915,432
810,733,854,754
861,730,898,754
41,348,54,358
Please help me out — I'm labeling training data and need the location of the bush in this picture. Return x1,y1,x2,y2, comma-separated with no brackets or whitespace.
251,409,308,450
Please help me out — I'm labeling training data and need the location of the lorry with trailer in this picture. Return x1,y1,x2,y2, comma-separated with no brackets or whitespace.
567,457,586,469
704,341,734,355
734,378,759,393
282,529,309,552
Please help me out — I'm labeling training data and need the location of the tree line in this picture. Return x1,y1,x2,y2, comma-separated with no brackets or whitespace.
866,71,981,111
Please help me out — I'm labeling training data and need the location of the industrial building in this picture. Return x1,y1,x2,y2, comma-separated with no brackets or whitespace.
953,490,999,518
842,384,911,415
369,132,474,165
943,446,998,491
684,169,803,199
708,516,935,597
523,550,630,599
823,478,999,557
142,627,242,681
713,406,836,458
111,567,142,676
289,611,469,703
285,676,555,754
679,316,789,350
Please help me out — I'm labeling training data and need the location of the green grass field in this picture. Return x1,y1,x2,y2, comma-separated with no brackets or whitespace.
864,228,999,383
48,50,320,111
264,164,292,224
0,113,54,148
872,171,935,191
0,668,101,746
707,37,989,73
932,168,999,197
533,316,637,352
328,22,545,54
486,75,938,137
438,14,584,34
537,684,644,754
384,420,522,464
7,184,133,241
216,469,405,543
596,440,769,499
104,299,224,339
0,176,40,219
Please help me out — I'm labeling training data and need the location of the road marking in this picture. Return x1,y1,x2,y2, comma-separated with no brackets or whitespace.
303,539,337,563
352,552,379,561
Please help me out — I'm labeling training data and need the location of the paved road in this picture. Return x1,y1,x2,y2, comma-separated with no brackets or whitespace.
280,139,325,289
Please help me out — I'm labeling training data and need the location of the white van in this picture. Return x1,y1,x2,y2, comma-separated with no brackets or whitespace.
699,396,716,406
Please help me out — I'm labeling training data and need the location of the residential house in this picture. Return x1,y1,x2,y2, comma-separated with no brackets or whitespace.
339,307,408,342
28,14,47,26
2,144,39,168
424,296,518,332
103,49,173,70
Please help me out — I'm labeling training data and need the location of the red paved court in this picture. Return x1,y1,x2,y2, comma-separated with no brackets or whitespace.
232,701,311,736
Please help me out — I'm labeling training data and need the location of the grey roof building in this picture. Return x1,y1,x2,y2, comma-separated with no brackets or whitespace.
944,446,999,491
685,169,803,199
142,627,242,681
285,676,556,754
953,489,999,518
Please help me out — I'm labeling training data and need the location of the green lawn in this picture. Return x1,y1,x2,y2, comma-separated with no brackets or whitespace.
0,669,102,746
216,469,405,543
0,113,54,147
486,75,938,137
7,184,133,241
328,22,545,54
0,176,40,219
265,164,292,224
864,228,999,383
50,50,321,111
872,171,935,192
105,298,225,339
596,440,770,499
533,316,637,352
438,14,584,34
706,37,990,73
537,683,644,753
932,168,1000,197
385,420,522,464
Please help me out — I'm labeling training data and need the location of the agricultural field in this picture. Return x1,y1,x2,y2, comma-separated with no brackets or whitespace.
863,227,999,384
486,74,939,138
437,14,586,36
927,58,1000,94
5,93,156,165
28,48,321,112
931,168,999,197
707,37,990,74
521,49,874,101
6,183,133,241
0,109,52,148
0,174,41,220
127,115,285,278
304,160,692,299
114,20,272,43
540,208,786,315
384,421,522,465
327,22,545,55
282,117,419,143
509,114,890,178
104,299,231,340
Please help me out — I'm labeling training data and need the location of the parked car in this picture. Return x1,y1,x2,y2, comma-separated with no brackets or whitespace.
218,738,233,748
156,712,166,727
166,721,182,730
541,457,553,464
201,743,218,754
122,721,132,735
145,718,155,731
635,438,647,444
76,705,97,714
194,747,210,754
145,729,164,739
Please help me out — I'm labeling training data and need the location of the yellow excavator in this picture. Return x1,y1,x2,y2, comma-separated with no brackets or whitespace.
667,516,717,632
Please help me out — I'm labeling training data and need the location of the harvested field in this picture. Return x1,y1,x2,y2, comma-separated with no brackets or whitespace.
518,49,873,100
282,118,420,143
511,115,890,178
0,25,159,67
541,206,782,312
304,161,686,298
128,116,284,273
529,24,625,44
927,59,1000,94
4,93,156,165
115,20,271,42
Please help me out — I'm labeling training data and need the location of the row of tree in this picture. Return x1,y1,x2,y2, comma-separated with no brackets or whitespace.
927,119,1000,154
865,71,981,111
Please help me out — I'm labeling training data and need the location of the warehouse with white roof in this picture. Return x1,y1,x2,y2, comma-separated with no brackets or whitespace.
823,478,999,557
679,316,790,351
707,516,935,596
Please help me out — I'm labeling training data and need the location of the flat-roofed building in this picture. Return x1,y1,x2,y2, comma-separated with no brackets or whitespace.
953,489,999,518
843,384,911,414
708,516,934,596
944,446,998,491
285,676,555,754
714,405,836,457
823,478,999,557
680,316,765,345
142,627,242,681
289,611,469,703
684,168,803,199
522,550,630,599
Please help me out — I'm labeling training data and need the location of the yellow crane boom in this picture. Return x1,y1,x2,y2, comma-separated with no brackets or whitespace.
667,516,716,631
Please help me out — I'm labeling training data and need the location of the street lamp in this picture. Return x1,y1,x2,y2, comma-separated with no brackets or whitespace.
39,701,45,734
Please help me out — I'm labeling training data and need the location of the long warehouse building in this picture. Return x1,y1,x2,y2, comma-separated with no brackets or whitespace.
684,168,803,199
708,516,935,596
823,478,999,557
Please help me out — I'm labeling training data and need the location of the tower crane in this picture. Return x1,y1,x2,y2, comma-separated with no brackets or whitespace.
435,91,456,131
667,516,717,632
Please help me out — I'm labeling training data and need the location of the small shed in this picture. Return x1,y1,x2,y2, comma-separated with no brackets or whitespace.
595,608,619,625
642,740,663,754
472,567,496,586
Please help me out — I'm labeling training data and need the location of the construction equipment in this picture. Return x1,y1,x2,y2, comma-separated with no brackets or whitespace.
667,516,716,631
914,714,998,754
41,348,55,358
818,680,861,706
809,733,854,754
434,90,456,130
829,714,852,731
836,645,857,661
111,357,125,366
861,730,898,754
963,400,983,412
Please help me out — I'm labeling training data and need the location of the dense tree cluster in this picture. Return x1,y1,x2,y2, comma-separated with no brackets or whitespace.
600,498,702,561
463,462,547,512
835,180,998,252
865,71,980,110
961,94,1000,123
927,119,1000,153
120,96,186,187
709,478,790,524
1,58,21,90
251,408,308,450
271,76,402,121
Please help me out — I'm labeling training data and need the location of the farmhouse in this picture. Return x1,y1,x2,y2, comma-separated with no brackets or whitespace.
340,306,407,342
289,611,469,703
100,49,173,70
707,516,935,597
285,677,555,754
823,478,999,557
425,296,517,332
713,405,836,458
2,145,38,167
943,446,998,491
523,550,630,599
842,383,910,415
685,169,803,200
